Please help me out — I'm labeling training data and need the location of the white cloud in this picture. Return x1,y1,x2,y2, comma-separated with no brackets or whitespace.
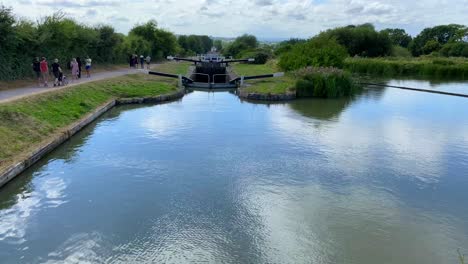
4,0,468,38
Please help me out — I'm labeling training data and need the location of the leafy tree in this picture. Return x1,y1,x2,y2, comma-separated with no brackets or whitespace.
130,20,177,59
318,24,392,57
422,40,441,54
439,42,468,57
213,39,223,51
274,38,307,56
223,34,258,57
381,28,412,47
409,24,465,56
278,37,348,71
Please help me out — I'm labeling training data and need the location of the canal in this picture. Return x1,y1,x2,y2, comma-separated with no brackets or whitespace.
0,80,467,263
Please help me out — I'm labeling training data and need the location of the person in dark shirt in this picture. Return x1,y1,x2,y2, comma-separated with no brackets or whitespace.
76,57,82,78
52,59,62,86
32,57,41,86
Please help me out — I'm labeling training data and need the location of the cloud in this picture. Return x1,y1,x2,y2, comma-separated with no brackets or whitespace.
5,0,468,38
36,0,119,8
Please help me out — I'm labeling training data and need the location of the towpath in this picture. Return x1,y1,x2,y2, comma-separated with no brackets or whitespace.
0,67,149,103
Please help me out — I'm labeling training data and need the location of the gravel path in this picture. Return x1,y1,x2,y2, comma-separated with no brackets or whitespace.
0,68,146,103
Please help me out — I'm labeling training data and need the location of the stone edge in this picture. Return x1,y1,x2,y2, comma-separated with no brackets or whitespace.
0,90,184,188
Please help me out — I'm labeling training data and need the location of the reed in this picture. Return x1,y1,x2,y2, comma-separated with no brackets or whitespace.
294,67,361,98
344,57,468,79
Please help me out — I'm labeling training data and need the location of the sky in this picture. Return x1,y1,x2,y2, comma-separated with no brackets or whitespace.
2,0,468,39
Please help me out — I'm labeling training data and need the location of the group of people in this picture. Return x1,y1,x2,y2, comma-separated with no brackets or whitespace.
130,54,151,69
32,56,92,87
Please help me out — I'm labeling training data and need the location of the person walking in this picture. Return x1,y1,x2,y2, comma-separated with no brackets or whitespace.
76,57,82,78
140,55,144,69
85,56,92,78
32,57,41,86
51,59,62,86
70,58,79,82
145,55,151,69
39,57,49,87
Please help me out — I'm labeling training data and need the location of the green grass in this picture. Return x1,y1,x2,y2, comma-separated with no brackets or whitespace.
344,57,468,79
232,61,295,95
0,73,176,167
154,62,191,75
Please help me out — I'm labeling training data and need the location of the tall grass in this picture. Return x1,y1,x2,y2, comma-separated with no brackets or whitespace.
294,67,361,98
344,57,468,79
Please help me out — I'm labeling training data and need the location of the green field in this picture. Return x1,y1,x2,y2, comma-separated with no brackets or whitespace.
0,74,177,169
232,61,295,95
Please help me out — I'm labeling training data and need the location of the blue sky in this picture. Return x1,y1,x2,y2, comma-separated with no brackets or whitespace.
2,0,467,38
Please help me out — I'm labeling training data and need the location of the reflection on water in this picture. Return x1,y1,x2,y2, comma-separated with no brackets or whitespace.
0,81,467,264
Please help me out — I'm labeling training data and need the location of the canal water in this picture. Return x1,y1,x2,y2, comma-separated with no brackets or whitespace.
1,81,467,263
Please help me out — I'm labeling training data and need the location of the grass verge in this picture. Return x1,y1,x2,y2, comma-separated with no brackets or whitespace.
153,62,191,75
0,73,177,169
232,61,295,95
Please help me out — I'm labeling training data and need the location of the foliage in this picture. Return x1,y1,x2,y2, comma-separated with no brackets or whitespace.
0,74,176,164
318,23,392,57
422,40,442,54
409,24,466,56
278,37,348,71
237,46,273,64
178,35,213,55
391,45,412,57
274,38,307,56
0,6,179,81
381,28,412,47
223,34,258,58
213,39,223,51
344,57,468,79
439,42,468,57
294,67,360,98
129,20,178,59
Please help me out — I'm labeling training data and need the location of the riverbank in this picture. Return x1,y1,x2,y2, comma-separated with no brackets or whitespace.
0,73,183,187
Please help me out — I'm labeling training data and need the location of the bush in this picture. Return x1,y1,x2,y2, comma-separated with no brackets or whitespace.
294,67,360,98
391,45,412,57
318,24,392,57
278,38,348,71
440,42,468,57
238,48,271,64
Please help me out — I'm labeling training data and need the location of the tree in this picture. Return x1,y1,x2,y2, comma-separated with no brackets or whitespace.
381,28,412,47
223,34,258,57
422,40,441,54
130,20,178,59
318,24,392,57
213,39,223,51
278,37,348,71
409,24,465,56
274,38,307,56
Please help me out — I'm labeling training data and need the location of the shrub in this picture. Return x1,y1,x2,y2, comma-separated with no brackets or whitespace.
278,38,348,71
318,24,393,57
294,67,361,98
440,42,468,58
391,45,412,57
